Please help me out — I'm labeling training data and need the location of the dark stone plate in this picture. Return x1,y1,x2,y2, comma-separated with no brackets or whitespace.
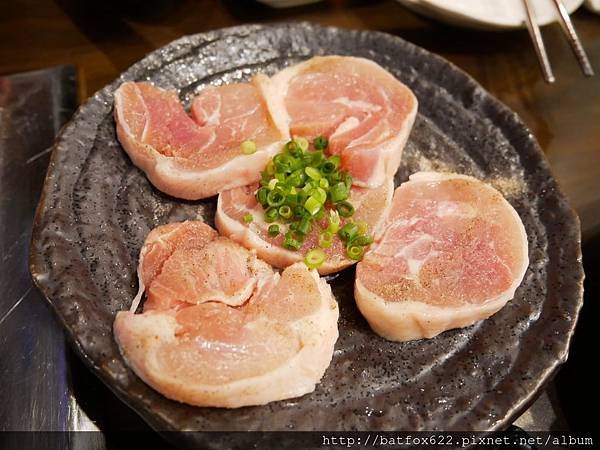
30,23,583,438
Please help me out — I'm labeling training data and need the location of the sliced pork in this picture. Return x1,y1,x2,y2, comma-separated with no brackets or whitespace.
215,179,394,275
113,221,339,408
263,56,418,188
114,80,287,200
355,172,529,342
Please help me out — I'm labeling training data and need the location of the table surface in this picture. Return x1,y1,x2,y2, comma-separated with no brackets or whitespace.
0,0,596,439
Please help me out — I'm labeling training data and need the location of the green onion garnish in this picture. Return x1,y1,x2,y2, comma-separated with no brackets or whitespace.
347,245,364,261
293,136,309,152
352,235,374,246
265,207,279,223
240,140,257,155
278,205,292,219
247,136,373,255
313,136,328,150
243,214,254,223
283,231,302,251
305,166,321,181
304,196,322,216
256,187,268,206
268,224,280,237
297,217,312,235
267,189,285,207
328,210,341,234
338,223,359,242
330,182,349,203
304,248,327,269
355,220,369,235
336,201,355,217
319,231,333,249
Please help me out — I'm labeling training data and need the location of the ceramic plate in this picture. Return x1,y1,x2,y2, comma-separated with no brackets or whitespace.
30,23,583,446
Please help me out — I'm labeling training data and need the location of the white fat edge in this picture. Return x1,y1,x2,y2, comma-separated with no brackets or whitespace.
130,225,185,313
330,116,360,139
332,96,381,112
253,72,291,140
130,264,145,313
196,87,222,126
132,84,152,144
153,139,282,182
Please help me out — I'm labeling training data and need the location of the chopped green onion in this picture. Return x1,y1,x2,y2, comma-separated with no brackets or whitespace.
329,171,342,183
285,193,297,205
268,224,280,237
256,187,268,206
304,196,322,216
304,248,327,269
278,205,292,219
265,161,275,175
310,150,325,166
297,217,312,235
353,235,374,246
253,136,360,252
319,231,333,248
337,201,355,217
293,205,305,219
240,140,257,155
243,214,254,223
267,188,285,207
293,136,309,152
330,182,349,203
313,135,328,150
327,210,341,233
265,207,279,223
355,220,369,235
344,174,353,189
338,223,358,242
283,232,302,251
305,166,322,181
284,140,299,154
312,187,327,204
347,245,365,261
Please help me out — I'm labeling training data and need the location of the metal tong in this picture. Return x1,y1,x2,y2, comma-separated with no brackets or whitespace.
522,0,595,83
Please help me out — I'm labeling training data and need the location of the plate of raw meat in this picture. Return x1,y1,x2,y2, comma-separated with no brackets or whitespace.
30,22,583,443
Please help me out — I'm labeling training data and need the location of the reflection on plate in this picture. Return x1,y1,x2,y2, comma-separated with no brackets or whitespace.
397,0,584,29
30,23,583,447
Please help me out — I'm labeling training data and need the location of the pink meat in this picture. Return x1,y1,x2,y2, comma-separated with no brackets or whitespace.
355,172,529,342
113,79,287,200
264,56,418,188
215,179,394,275
113,221,339,408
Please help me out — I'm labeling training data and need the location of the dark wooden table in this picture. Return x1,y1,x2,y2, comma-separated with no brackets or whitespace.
1,0,597,439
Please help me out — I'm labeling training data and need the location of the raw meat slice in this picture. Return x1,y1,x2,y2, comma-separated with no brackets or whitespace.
215,178,394,275
355,172,529,342
113,80,287,200
113,221,339,408
262,56,418,188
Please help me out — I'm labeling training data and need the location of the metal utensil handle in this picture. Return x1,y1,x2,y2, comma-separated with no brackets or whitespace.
552,0,595,77
522,0,555,83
